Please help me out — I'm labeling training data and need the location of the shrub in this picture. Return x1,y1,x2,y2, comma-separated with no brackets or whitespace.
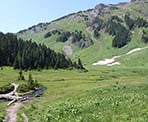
56,32,71,42
17,84,29,93
142,30,148,43
44,32,52,38
0,83,14,94
106,17,131,48
18,70,25,80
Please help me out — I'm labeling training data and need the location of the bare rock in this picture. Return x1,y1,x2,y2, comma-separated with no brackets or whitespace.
63,45,73,57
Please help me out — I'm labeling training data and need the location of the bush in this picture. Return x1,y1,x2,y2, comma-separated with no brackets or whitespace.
17,84,29,93
0,115,4,122
18,73,40,93
124,14,148,29
124,14,135,29
142,30,148,43
94,29,100,37
0,83,14,94
71,30,93,48
56,32,71,42
27,73,39,90
44,32,52,38
106,17,131,48
51,29,61,35
18,70,25,80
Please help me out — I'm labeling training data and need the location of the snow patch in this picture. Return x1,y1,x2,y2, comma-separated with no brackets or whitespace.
92,46,148,67
126,48,141,55
107,62,120,66
92,56,121,66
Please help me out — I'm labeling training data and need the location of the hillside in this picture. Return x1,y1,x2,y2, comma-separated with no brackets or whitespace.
1,1,148,122
17,0,148,68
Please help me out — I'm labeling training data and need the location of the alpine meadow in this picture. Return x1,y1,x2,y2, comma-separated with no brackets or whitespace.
0,0,148,122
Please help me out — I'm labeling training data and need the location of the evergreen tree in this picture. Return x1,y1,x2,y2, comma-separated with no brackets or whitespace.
0,32,74,70
27,73,38,90
77,58,85,70
94,29,100,37
124,14,135,29
18,70,25,80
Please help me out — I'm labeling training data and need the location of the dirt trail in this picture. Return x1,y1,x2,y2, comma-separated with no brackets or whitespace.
5,102,22,122
21,113,28,122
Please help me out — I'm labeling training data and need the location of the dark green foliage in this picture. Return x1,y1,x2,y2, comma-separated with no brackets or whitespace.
51,29,61,35
44,32,52,38
134,17,148,28
18,84,29,93
106,18,128,36
94,29,100,38
18,70,25,80
110,16,123,23
54,53,72,69
142,30,148,43
107,15,148,48
71,30,83,43
92,15,148,48
71,30,93,48
0,32,73,70
56,32,71,42
44,30,61,39
55,30,93,48
0,115,4,122
124,14,135,29
124,14,148,29
92,17,105,31
27,73,39,90
112,32,131,48
77,58,85,70
106,17,131,48
71,58,86,71
0,83,14,94
75,58,88,72
18,73,39,93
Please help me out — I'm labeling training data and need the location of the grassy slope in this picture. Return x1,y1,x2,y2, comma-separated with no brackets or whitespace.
18,16,87,53
17,1,148,67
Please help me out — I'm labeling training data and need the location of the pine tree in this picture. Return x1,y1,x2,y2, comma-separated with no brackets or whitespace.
18,70,25,80
77,58,85,70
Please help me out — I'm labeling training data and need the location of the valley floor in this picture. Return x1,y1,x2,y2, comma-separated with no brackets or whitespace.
0,66,148,122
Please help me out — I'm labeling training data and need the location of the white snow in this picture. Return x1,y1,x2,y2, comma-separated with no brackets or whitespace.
92,56,121,66
92,46,148,67
126,48,141,55
107,62,120,66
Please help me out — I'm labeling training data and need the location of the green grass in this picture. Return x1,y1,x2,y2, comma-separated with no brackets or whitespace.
17,1,148,63
17,16,88,52
20,67,148,122
0,66,148,122
2,1,148,121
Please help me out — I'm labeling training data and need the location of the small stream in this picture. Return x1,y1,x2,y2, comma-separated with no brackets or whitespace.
20,86,46,101
0,86,46,102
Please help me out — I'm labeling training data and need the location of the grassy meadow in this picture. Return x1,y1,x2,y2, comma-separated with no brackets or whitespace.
0,66,148,122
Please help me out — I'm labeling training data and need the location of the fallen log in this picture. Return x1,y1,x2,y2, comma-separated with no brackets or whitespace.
0,83,22,105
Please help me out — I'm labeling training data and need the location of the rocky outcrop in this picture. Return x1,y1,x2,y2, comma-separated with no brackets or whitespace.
131,0,146,3
94,3,112,16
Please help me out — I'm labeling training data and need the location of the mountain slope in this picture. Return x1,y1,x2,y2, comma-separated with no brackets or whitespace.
17,0,148,67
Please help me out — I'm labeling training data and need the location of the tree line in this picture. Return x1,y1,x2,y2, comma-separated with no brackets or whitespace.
44,29,93,49
92,15,148,48
0,32,85,70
